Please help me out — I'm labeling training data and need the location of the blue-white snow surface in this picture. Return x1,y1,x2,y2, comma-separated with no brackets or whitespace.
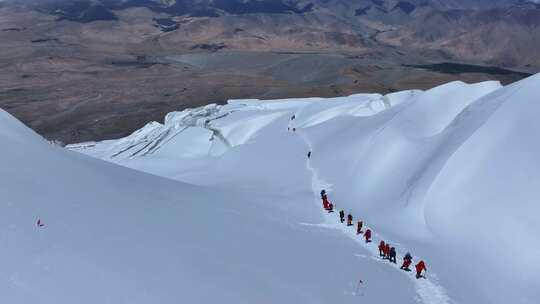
1,105,416,303
3,74,540,303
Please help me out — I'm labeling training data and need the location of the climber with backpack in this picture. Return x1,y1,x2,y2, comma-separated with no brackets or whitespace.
322,198,329,210
389,247,397,263
415,260,427,279
364,229,372,243
378,241,386,257
327,202,334,213
401,252,413,271
384,243,391,260
347,213,353,226
356,221,363,235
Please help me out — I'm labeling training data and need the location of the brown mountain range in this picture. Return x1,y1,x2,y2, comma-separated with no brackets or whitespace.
0,0,538,143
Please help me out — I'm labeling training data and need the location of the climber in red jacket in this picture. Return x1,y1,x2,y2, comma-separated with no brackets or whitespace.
364,229,372,243
322,198,329,210
401,252,412,271
415,260,427,279
384,243,391,259
378,241,386,257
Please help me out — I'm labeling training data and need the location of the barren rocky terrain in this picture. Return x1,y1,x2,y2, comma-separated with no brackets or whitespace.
0,0,537,143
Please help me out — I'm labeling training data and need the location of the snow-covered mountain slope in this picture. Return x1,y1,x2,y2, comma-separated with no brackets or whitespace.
1,108,426,304
70,75,540,303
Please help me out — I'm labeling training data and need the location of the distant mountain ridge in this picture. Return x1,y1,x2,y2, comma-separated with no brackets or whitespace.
1,0,539,144
7,0,538,22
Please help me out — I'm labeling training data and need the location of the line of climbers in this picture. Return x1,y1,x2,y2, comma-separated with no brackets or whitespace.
320,189,428,279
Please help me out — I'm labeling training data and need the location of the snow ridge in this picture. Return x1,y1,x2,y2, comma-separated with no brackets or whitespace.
65,76,540,303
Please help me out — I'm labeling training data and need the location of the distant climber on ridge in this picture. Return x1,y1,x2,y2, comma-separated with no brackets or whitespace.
307,151,311,158
415,260,427,279
401,252,413,271
364,229,372,243
347,213,353,226
389,247,397,264
356,221,363,234
327,202,334,213
384,243,391,260
339,210,345,223
378,241,386,257
322,198,329,210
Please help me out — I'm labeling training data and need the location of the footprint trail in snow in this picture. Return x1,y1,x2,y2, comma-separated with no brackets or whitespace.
296,129,452,304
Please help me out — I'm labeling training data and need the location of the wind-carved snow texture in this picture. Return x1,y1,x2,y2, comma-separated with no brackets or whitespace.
296,129,452,304
70,104,233,159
